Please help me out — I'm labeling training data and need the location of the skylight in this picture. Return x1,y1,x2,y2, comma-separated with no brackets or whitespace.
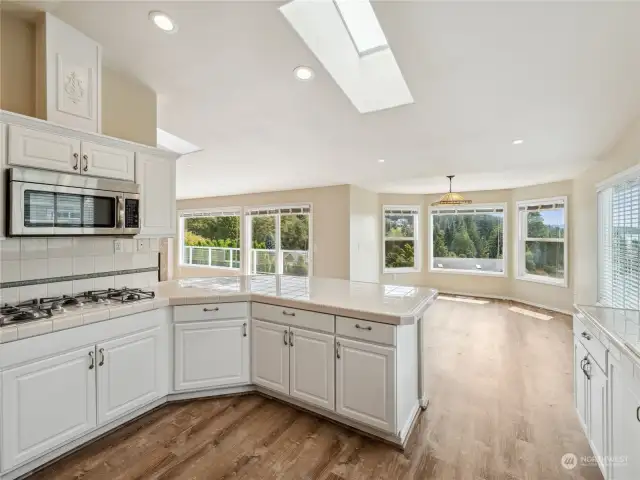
333,0,388,56
157,128,202,155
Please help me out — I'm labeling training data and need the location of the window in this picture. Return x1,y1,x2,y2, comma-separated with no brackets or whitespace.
383,206,420,273
429,204,506,275
516,198,567,286
246,205,312,276
598,168,640,308
179,209,241,269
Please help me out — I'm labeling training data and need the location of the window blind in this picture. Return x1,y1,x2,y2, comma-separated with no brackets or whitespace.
180,209,240,218
245,205,311,216
384,207,419,215
517,201,565,212
598,177,640,309
431,206,504,215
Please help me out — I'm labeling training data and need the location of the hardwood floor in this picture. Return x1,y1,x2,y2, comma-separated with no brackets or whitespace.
30,299,602,480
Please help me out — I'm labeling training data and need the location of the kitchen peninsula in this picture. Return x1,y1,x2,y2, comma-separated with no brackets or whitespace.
0,275,436,480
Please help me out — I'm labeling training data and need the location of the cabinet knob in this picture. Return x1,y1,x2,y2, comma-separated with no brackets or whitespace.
336,341,341,359
355,324,372,331
581,331,592,341
282,310,296,317
203,307,219,312
283,329,288,346
83,154,88,172
289,331,294,347
88,351,95,370
242,323,247,337
99,348,105,367
73,153,79,170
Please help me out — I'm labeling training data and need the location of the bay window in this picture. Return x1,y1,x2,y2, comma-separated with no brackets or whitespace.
383,206,420,273
179,209,241,269
429,204,506,275
516,197,567,286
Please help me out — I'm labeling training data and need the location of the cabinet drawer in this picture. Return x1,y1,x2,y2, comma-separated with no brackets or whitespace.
574,314,607,372
252,303,334,334
174,303,248,322
336,317,396,346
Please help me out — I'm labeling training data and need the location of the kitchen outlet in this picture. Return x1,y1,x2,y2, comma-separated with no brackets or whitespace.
114,239,124,253
136,239,149,253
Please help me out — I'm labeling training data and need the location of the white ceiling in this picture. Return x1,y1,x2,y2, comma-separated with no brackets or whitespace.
48,1,640,199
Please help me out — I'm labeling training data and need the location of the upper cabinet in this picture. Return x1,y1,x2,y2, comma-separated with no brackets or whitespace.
36,13,102,133
81,141,134,181
137,153,177,237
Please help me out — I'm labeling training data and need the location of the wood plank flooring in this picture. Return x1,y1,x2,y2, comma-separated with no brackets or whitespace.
29,299,602,480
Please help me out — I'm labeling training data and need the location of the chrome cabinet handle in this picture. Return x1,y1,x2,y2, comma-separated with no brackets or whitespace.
73,153,79,170
283,329,289,346
636,406,640,423
203,307,219,312
581,331,592,341
355,324,372,331
336,341,341,359
82,154,88,171
242,323,247,337
88,351,95,370
289,331,294,347
99,348,105,367
282,310,296,317
582,357,592,380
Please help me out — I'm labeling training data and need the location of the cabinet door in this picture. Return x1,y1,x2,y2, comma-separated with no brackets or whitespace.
252,319,289,395
81,141,135,181
1,347,96,471
0,123,6,239
336,337,396,433
574,339,589,433
136,153,177,237
587,358,607,467
289,327,335,411
8,125,80,173
611,357,640,480
174,320,250,391
96,326,167,425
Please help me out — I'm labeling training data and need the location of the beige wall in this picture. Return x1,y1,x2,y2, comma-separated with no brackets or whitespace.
573,119,640,305
0,12,157,146
176,185,351,280
349,186,380,283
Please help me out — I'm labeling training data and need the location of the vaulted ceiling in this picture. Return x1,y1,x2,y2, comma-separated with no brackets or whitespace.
48,1,640,199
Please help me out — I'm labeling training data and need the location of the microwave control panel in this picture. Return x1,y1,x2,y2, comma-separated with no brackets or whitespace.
125,199,140,228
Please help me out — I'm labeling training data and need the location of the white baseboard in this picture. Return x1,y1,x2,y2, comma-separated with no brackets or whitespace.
439,290,573,316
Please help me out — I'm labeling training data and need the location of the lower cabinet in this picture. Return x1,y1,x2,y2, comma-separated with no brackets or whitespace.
1,347,97,471
335,337,396,433
574,339,589,432
97,326,168,425
610,357,640,480
252,319,290,395
174,320,250,391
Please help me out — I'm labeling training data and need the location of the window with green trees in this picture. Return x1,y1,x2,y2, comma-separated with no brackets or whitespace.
517,198,566,285
180,210,241,269
383,206,420,271
430,205,505,274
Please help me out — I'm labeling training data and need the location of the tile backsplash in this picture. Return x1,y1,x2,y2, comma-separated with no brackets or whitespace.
0,237,160,304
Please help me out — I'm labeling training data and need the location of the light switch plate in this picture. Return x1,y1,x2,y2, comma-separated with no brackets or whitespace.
136,239,149,253
114,239,124,253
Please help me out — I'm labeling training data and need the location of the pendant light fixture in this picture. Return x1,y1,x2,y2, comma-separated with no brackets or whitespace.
431,175,471,206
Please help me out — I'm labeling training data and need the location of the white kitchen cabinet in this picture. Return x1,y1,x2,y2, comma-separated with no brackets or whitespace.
0,122,6,239
136,153,177,237
81,141,135,181
96,326,167,425
610,357,640,480
289,327,335,411
574,339,589,432
252,319,290,395
1,346,96,471
36,13,102,133
7,125,80,173
587,356,607,467
336,337,396,433
174,319,250,391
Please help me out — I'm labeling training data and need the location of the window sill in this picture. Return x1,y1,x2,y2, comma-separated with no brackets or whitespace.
382,267,421,274
516,274,567,288
428,268,506,278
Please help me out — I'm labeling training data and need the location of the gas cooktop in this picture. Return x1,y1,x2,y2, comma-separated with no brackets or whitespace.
0,288,155,326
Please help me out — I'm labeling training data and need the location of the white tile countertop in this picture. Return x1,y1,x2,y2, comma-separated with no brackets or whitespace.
155,275,438,325
0,276,438,344
575,304,640,366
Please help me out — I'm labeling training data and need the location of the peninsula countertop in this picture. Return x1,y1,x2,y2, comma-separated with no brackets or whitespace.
155,275,439,325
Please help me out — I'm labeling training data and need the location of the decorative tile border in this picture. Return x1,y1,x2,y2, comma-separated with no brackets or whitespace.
0,267,159,289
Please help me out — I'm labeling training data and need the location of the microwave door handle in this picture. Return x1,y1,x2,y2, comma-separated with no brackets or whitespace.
116,196,124,229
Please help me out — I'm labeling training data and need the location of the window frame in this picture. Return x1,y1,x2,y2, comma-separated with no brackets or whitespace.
515,196,568,287
178,207,244,271
427,202,508,277
244,203,313,277
382,205,421,274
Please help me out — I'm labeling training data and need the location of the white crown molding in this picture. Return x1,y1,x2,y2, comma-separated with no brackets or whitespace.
0,109,180,161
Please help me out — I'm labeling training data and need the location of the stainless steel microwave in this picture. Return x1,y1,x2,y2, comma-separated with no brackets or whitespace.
7,167,140,236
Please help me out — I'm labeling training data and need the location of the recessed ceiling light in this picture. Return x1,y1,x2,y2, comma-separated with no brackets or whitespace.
378,159,385,163
149,11,177,33
294,66,315,81
512,139,524,145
